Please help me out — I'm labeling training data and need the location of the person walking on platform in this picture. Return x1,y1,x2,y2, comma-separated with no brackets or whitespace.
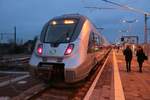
123,45,133,72
136,46,147,72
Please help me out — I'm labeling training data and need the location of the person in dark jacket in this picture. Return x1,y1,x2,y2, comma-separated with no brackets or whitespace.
136,46,146,72
123,45,133,72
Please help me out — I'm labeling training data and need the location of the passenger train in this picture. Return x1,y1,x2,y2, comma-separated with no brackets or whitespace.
29,14,108,83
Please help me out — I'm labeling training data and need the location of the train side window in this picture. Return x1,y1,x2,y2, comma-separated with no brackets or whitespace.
93,34,100,51
97,35,100,45
87,32,95,53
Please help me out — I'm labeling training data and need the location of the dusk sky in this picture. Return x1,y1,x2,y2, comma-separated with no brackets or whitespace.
0,0,150,43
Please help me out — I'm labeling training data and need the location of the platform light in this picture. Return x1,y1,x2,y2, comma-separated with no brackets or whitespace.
64,20,75,24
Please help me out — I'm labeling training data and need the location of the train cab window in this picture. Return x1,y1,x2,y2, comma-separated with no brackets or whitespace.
40,23,48,41
42,19,79,43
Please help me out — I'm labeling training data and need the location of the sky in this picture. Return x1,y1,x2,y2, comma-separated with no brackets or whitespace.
0,0,150,43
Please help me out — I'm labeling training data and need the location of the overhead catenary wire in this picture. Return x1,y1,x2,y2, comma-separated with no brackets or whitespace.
101,0,150,43
101,0,150,16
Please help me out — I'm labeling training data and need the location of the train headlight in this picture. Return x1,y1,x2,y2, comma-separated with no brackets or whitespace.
37,44,43,55
51,21,57,25
64,44,74,55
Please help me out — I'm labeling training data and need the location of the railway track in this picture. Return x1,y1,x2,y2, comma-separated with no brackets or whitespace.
0,57,30,71
0,57,30,65
12,49,111,100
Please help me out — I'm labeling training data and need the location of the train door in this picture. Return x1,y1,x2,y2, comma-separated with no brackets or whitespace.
87,32,97,67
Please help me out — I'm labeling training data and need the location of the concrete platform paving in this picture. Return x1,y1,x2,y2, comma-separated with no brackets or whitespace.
89,49,150,100
116,49,150,100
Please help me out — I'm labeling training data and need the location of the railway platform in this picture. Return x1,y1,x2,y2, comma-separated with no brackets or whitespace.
86,49,150,100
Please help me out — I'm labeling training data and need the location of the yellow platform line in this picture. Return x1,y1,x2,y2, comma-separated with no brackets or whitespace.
113,50,125,100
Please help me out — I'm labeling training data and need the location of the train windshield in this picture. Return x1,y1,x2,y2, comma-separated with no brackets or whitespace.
44,19,78,43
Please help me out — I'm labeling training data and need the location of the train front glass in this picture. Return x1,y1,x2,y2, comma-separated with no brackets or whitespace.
40,19,79,44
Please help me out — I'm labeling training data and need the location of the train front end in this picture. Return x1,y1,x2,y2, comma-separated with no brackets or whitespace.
29,15,86,83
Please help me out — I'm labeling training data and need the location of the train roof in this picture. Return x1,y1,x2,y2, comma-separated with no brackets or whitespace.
51,14,87,21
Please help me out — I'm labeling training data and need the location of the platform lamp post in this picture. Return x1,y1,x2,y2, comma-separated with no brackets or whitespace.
14,26,16,46
147,28,150,43
122,19,138,35
143,14,150,56
144,14,150,44
13,26,17,53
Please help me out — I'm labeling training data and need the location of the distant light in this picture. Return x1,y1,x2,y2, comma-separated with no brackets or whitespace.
51,21,57,25
135,19,138,22
64,20,74,24
132,44,135,52
122,19,138,23
122,20,126,23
